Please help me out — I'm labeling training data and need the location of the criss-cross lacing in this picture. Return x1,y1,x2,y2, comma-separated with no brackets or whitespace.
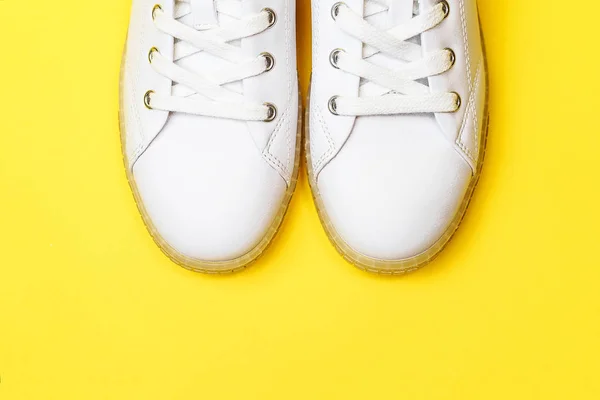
144,0,278,122
328,0,461,116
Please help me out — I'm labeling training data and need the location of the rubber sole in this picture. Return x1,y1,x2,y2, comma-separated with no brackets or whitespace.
119,46,302,274
305,64,490,275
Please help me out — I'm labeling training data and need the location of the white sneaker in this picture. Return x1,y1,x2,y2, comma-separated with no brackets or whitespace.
307,0,488,274
120,0,300,273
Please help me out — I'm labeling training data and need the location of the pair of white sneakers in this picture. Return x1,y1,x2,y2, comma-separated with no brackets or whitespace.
120,0,488,274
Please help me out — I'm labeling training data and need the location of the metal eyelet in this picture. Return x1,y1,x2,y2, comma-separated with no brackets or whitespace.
148,47,159,63
331,2,346,20
144,90,154,109
152,4,162,20
329,48,345,69
439,0,450,18
262,8,277,28
451,92,461,110
328,96,339,115
260,52,275,72
444,48,456,68
264,103,277,122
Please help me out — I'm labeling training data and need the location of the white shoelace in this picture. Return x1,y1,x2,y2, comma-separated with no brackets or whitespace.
329,1,460,116
145,0,277,121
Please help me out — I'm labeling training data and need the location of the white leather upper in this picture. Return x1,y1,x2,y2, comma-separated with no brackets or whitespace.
310,0,487,261
122,0,298,261
318,114,472,260
132,114,287,261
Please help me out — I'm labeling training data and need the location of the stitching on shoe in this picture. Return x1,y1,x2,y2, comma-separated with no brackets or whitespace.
284,0,292,175
264,130,288,173
313,105,336,172
456,105,475,164
286,116,291,174
459,0,472,92
456,59,482,165
263,120,291,182
264,151,288,174
309,2,336,175
125,48,144,164
313,0,321,66
264,144,291,184
132,14,149,155
264,113,290,178
131,142,146,165
456,137,474,162
471,60,483,156
282,0,292,176
127,15,160,166
264,1,294,181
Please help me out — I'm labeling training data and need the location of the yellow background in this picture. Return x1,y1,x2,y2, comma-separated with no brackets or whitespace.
1,0,599,398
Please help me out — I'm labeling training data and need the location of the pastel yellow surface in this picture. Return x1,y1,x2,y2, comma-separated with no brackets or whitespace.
1,1,599,398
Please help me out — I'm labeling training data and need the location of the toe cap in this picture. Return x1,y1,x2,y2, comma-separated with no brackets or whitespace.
131,114,287,263
317,115,472,261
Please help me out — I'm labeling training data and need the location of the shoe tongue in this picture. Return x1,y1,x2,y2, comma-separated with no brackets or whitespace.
366,0,415,30
191,0,218,28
